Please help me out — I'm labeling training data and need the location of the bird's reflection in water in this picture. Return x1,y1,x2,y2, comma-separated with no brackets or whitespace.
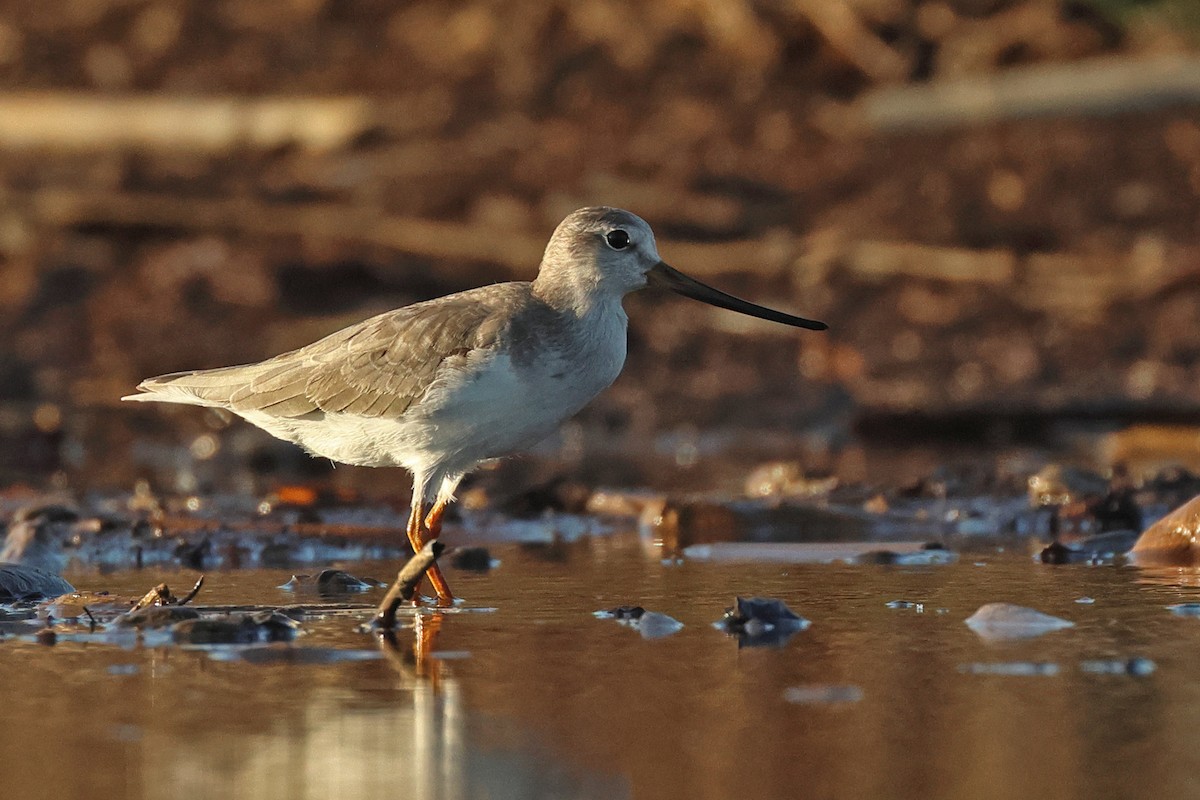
377,611,446,685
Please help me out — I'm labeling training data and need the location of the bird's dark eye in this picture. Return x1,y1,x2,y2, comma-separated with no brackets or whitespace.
605,229,631,250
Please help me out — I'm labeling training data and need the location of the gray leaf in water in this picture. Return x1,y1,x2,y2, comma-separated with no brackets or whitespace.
594,606,683,639
636,611,684,640
783,685,863,705
1079,658,1156,676
959,662,1060,676
1166,603,1200,617
964,603,1074,640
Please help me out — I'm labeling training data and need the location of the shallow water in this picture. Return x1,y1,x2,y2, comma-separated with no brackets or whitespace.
4,534,1200,800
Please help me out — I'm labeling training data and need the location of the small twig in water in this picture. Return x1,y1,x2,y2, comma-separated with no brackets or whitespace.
373,541,445,629
177,575,205,606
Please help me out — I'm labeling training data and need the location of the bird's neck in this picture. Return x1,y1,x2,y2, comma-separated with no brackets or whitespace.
532,270,625,322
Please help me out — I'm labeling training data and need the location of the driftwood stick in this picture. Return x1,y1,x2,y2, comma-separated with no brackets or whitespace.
856,55,1200,133
373,541,446,629
30,189,801,278
0,93,376,152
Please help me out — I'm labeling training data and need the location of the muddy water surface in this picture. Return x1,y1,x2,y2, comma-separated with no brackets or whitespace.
3,534,1199,800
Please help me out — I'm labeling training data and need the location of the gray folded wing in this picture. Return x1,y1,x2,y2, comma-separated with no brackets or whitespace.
129,296,507,420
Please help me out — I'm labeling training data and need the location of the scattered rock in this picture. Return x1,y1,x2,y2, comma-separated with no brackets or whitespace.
959,662,1060,676
858,542,956,565
782,685,863,705
171,610,301,645
683,540,945,564
595,605,683,639
449,546,495,572
1080,658,1156,676
744,462,838,499
1088,483,1142,533
499,477,593,518
635,612,685,640
652,499,874,556
964,603,1074,640
1,504,81,573
595,606,645,621
1028,465,1108,508
716,596,810,647
0,564,75,603
116,605,202,628
1039,529,1138,564
1166,603,1200,617
278,569,380,595
1130,494,1200,566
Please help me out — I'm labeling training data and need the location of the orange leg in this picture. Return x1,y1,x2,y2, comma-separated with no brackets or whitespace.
402,498,454,605
422,498,454,605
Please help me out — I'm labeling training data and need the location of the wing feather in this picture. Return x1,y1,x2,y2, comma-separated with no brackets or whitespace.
126,285,524,418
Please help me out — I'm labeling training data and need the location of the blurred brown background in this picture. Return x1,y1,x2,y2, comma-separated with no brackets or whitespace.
1,0,1199,496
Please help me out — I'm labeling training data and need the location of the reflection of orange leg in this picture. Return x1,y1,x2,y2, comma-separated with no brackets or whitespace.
413,613,444,685
422,498,454,605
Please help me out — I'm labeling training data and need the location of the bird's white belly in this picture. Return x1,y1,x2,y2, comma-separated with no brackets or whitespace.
248,346,623,474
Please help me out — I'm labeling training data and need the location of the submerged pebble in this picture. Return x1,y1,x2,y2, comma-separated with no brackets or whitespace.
716,596,810,647
449,546,496,572
1080,658,1156,676
117,605,201,628
964,603,1074,640
0,564,74,603
595,606,645,621
172,610,301,645
636,612,685,639
207,646,381,664
1166,603,1200,617
595,606,683,639
885,600,923,610
783,685,863,705
1039,530,1137,565
277,569,380,595
960,662,1060,676
859,544,957,566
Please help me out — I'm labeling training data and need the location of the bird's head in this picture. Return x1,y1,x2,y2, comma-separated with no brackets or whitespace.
537,206,827,331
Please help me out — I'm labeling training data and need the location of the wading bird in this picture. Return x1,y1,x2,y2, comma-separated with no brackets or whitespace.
124,207,827,623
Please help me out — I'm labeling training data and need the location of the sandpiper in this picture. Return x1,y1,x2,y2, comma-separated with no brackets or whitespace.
124,207,827,623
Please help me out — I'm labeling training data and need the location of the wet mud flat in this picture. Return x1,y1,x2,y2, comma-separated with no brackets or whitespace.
5,470,1200,800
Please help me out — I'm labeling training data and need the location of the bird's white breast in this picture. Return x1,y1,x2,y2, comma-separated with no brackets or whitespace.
252,298,629,476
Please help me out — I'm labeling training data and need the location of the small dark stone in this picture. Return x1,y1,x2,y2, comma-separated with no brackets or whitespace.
171,611,300,645
35,627,57,645
1040,529,1138,565
314,569,375,594
0,564,75,603
278,569,376,595
13,505,78,525
449,546,493,572
117,605,202,628
174,537,211,570
1040,541,1074,564
502,477,592,517
718,596,810,647
605,605,645,621
1089,486,1142,532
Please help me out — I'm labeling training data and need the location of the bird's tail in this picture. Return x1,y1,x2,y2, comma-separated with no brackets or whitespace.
121,365,256,408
